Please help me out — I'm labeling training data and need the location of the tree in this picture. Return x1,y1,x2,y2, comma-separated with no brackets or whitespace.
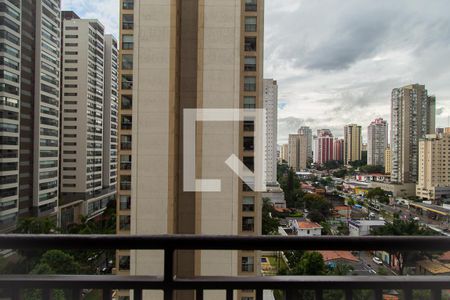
371,218,437,275
262,198,280,235
32,250,80,275
328,263,353,275
336,221,349,236
332,168,347,178
292,252,326,275
367,187,390,204
15,217,57,234
359,165,384,174
304,194,333,221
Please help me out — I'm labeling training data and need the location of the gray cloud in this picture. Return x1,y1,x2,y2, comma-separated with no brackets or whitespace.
266,0,450,144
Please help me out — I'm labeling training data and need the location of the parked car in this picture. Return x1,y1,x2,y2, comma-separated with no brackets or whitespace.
372,256,383,265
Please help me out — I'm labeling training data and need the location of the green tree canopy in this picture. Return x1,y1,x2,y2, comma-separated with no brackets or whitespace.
262,198,280,235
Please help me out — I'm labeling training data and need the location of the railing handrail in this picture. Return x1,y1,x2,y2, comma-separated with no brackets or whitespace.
1,234,449,251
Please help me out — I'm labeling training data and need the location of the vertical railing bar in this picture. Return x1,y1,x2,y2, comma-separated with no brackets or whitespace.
103,289,111,300
431,289,441,300
196,289,204,300
11,288,20,300
164,248,174,300
404,288,412,300
134,288,143,300
226,289,233,300
315,289,323,300
345,289,352,300
255,289,263,300
374,289,383,300
72,288,80,300
42,289,51,299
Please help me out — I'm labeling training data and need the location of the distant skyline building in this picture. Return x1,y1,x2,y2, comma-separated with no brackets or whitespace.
344,124,362,164
298,126,313,160
288,133,308,171
280,144,289,163
333,139,344,162
385,147,392,174
416,129,450,202
264,79,278,186
391,84,436,183
314,129,334,165
1,0,62,232
367,118,388,166
59,13,117,226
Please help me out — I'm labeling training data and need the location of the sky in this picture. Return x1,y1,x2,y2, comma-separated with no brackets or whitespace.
62,0,450,144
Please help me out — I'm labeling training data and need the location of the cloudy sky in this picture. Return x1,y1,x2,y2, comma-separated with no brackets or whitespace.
62,0,450,144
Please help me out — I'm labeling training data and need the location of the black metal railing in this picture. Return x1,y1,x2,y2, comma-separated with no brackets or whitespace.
1,235,450,300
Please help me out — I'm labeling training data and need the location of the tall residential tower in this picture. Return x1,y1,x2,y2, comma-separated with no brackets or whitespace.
1,0,61,232
391,84,436,183
117,1,264,299
263,79,277,186
367,118,388,166
344,124,362,165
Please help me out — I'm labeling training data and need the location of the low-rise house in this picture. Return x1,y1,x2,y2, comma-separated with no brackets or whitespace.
416,259,450,276
279,219,322,237
318,250,360,268
349,220,386,236
333,205,351,220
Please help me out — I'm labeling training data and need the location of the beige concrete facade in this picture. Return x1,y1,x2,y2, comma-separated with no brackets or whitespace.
288,133,308,171
280,144,288,163
416,129,450,202
117,1,264,299
344,124,362,165
385,147,392,174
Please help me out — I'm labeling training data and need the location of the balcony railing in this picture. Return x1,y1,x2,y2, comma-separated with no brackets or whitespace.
0,235,450,300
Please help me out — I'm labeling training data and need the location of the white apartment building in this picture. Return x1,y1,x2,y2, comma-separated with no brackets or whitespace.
59,13,116,226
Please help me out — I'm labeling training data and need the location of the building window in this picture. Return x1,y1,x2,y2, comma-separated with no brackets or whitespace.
120,155,132,170
120,175,131,191
241,256,254,272
244,77,256,92
121,116,132,130
243,156,254,171
122,54,133,70
245,0,257,11
122,35,133,50
121,94,132,110
120,135,132,150
244,56,256,72
119,215,131,231
119,256,130,270
122,74,133,90
120,195,131,210
243,137,254,151
122,14,134,30
122,0,134,10
244,120,254,132
244,37,256,52
242,197,254,212
242,217,254,232
244,17,257,32
244,96,256,109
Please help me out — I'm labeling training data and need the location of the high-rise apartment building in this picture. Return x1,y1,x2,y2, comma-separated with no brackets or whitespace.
344,124,362,165
288,133,308,171
416,129,450,202
58,13,117,227
117,1,264,299
333,138,344,162
279,144,288,163
391,84,436,183
385,147,392,174
1,0,61,232
314,129,334,165
367,118,388,166
298,126,312,160
264,79,277,186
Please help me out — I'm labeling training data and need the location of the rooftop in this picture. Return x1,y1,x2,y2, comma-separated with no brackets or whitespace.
318,250,359,263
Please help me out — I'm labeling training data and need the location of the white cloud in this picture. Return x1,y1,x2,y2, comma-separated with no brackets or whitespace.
61,0,119,37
